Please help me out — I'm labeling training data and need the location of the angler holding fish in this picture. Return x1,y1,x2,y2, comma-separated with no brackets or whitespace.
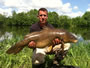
6,8,78,68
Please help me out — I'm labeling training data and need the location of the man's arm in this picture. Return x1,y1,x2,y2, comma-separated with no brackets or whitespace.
28,38,61,48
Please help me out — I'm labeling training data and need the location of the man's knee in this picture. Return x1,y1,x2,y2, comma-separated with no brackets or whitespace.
32,48,46,65
32,53,45,65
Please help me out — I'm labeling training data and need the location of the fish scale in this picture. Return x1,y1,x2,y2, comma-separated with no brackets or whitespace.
6,27,78,54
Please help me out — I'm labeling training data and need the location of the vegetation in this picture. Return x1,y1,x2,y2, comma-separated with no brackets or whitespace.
0,36,90,68
0,9,90,27
0,9,90,68
63,43,90,68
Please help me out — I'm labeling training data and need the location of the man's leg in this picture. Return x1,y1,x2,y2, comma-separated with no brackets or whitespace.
32,48,46,68
52,43,71,66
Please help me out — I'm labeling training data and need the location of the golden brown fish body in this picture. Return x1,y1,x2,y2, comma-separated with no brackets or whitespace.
6,27,78,54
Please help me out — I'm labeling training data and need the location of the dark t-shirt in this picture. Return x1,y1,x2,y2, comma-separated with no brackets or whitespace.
30,22,54,32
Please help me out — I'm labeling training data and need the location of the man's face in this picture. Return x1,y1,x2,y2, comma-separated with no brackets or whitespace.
38,10,48,24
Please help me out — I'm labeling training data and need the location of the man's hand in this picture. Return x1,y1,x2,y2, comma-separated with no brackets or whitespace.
53,38,61,45
28,38,61,48
28,41,36,48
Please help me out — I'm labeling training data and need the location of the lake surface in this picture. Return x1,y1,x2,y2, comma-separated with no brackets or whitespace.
0,25,90,43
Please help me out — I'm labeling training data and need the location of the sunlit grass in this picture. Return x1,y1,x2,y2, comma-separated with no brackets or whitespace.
0,37,33,68
0,37,90,68
63,42,90,68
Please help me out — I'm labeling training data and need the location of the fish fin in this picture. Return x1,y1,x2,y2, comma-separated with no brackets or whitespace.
6,45,25,54
42,26,51,30
46,45,53,53
14,46,25,54
6,45,17,54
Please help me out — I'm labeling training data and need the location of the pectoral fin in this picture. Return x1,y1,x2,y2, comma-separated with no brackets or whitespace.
46,45,53,53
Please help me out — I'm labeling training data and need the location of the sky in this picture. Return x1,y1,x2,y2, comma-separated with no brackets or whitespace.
0,0,90,18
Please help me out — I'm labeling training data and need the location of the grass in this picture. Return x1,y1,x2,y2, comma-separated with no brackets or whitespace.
0,36,90,68
63,43,90,68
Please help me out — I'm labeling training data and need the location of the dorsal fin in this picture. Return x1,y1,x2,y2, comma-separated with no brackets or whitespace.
42,26,51,30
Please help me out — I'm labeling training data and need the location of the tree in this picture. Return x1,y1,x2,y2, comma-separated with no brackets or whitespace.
0,14,6,25
82,11,90,26
59,15,71,27
48,12,59,27
72,16,82,27
27,9,38,25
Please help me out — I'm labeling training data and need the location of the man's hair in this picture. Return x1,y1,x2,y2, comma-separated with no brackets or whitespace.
38,8,48,15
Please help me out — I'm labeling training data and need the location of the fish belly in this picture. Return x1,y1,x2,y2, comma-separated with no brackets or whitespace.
36,39,52,48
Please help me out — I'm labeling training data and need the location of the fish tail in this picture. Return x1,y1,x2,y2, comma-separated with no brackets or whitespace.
6,45,25,54
6,39,29,54
6,45,18,54
14,46,25,54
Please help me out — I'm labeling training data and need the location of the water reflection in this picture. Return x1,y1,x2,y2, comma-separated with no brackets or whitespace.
76,34,90,44
0,32,13,42
77,34,84,42
0,26,90,44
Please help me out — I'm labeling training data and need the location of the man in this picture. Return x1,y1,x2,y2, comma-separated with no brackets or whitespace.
28,8,70,68
28,8,60,46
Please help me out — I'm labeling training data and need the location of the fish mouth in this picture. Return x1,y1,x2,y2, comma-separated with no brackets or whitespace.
73,40,78,43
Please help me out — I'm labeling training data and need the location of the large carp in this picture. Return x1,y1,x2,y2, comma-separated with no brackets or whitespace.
6,27,78,54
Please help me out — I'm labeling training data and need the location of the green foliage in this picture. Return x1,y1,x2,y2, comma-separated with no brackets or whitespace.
82,11,90,26
0,37,90,68
48,12,59,27
59,15,71,27
4,9,38,26
0,14,6,25
0,9,90,27
63,42,90,68
0,37,33,68
72,16,81,27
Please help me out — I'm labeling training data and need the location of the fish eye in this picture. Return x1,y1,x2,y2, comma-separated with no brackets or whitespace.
71,36,76,39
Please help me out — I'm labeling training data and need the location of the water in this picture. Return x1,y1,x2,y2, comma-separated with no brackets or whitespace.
0,26,30,41
0,26,90,43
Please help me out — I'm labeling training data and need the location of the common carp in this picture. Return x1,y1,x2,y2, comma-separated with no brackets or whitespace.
6,27,78,54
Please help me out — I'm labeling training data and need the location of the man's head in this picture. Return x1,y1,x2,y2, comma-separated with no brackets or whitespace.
37,8,48,24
